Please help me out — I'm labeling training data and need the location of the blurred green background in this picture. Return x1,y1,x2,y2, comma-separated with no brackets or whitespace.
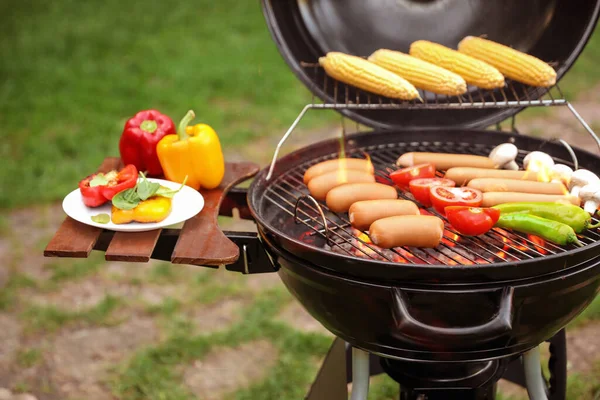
1,1,599,399
3,0,600,209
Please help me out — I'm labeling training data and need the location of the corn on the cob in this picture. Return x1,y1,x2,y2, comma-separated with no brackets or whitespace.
319,52,421,101
368,49,467,96
458,36,556,87
409,40,505,89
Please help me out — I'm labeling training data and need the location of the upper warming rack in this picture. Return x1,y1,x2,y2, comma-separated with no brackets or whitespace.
299,61,566,110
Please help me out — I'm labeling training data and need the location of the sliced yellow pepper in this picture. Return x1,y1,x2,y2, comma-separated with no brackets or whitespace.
156,110,225,190
111,196,172,224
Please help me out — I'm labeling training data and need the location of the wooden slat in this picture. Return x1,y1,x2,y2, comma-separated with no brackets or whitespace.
44,217,103,258
105,230,162,262
171,162,260,266
44,157,122,258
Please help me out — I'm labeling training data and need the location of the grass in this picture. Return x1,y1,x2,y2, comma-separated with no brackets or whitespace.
47,253,104,282
109,289,332,400
22,294,122,333
0,0,334,209
148,263,179,283
0,272,38,311
16,348,42,368
569,295,600,329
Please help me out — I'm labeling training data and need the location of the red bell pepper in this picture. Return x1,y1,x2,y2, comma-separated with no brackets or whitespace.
79,164,138,207
445,206,500,236
119,110,175,176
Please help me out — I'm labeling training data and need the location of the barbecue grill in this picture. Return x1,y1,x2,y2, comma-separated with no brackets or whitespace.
44,1,600,399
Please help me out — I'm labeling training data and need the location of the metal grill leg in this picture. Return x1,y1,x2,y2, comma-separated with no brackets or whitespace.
500,329,567,400
305,337,348,400
524,346,549,400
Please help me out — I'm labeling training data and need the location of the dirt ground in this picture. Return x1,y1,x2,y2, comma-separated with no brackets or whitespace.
1,98,599,400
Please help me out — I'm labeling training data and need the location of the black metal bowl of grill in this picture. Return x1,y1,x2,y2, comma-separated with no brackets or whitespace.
262,0,600,129
246,128,600,361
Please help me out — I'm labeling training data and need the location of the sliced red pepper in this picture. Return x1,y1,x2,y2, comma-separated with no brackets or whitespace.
445,206,500,236
78,164,138,207
389,163,436,187
409,177,455,207
430,186,483,215
100,164,138,200
79,177,107,207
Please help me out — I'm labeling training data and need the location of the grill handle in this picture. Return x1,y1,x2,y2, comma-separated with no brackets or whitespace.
391,286,515,345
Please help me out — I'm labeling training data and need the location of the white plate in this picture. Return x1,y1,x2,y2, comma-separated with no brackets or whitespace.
62,178,204,232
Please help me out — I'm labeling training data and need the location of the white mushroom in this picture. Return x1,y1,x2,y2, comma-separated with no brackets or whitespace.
523,151,555,173
549,164,573,186
489,143,518,170
568,169,600,198
579,182,600,215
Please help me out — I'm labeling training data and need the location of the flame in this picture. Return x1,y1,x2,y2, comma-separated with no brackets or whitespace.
527,235,548,255
337,158,348,183
335,152,374,183
525,159,552,183
357,232,372,244
442,230,460,246
496,250,507,259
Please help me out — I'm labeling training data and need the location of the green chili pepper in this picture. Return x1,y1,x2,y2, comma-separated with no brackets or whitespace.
495,213,582,247
492,202,599,233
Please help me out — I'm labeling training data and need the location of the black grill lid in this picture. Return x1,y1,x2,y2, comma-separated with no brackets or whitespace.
262,0,600,130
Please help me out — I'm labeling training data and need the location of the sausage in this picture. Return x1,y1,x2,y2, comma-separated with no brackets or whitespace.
349,199,420,230
369,215,444,249
325,183,398,213
444,167,540,186
467,178,567,195
481,192,581,207
396,152,495,170
303,158,374,184
307,170,376,201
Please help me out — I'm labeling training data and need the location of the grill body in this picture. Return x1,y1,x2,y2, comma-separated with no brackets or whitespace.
248,128,600,361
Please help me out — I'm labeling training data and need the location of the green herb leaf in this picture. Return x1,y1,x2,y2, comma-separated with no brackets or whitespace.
155,176,188,198
89,173,109,187
91,213,111,224
136,172,160,201
112,188,140,210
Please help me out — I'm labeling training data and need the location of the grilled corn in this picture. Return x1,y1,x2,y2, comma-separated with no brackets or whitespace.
319,52,421,100
458,36,556,87
409,40,505,89
368,49,467,96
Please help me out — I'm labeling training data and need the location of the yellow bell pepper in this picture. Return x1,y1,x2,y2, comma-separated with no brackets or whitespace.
111,196,172,224
156,110,225,190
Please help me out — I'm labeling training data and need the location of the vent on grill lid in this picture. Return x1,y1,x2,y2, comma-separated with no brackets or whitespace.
262,0,600,130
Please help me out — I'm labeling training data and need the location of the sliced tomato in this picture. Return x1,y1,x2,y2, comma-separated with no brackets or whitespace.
430,186,483,215
389,163,436,187
409,178,455,207
445,206,500,236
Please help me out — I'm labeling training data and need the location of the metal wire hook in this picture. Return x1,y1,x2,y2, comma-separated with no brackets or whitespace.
294,195,330,245
539,137,579,170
